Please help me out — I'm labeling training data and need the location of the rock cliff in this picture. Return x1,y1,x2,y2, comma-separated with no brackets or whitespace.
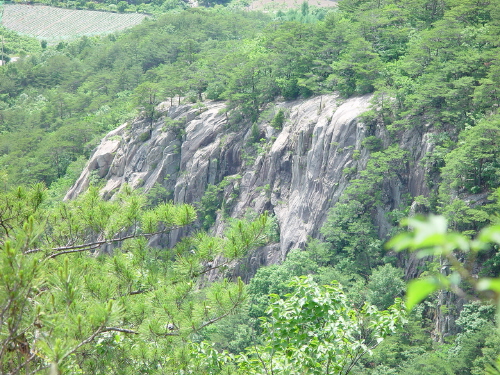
66,94,430,274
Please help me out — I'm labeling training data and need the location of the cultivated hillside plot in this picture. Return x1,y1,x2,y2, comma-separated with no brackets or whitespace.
0,4,147,42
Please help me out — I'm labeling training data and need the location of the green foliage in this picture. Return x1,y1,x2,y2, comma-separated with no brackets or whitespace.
1,0,500,372
361,135,383,152
450,302,497,375
456,301,495,333
189,276,405,374
196,308,258,354
238,276,406,375
344,145,408,207
270,108,285,130
138,130,151,142
247,248,321,320
0,9,271,188
163,116,186,140
330,37,383,97
366,264,405,310
199,184,222,230
321,199,382,271
249,122,260,143
0,183,272,374
440,115,500,198
117,1,128,12
353,305,435,374
387,215,500,314
437,115,500,232
398,351,455,375
198,175,242,231
145,182,171,208
44,155,87,204
474,331,500,375
2,0,500,193
0,26,42,56
382,214,500,373
134,81,162,124
199,0,232,7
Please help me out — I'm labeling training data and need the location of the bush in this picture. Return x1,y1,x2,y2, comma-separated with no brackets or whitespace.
279,78,300,100
205,82,224,100
138,131,151,142
117,1,128,12
366,264,405,309
250,122,260,143
362,136,383,152
270,109,285,130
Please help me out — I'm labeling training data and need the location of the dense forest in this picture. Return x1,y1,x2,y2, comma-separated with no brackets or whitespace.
2,0,500,373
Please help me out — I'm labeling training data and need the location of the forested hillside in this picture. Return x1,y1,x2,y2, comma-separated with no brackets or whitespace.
1,0,500,373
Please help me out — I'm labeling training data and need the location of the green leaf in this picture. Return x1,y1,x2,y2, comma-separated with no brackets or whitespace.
477,278,500,293
385,232,414,251
479,226,500,245
405,277,439,311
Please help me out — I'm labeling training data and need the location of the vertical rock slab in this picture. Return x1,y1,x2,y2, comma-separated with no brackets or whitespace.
66,94,430,273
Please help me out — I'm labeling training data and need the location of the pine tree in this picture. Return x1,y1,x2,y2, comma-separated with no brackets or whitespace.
0,184,271,374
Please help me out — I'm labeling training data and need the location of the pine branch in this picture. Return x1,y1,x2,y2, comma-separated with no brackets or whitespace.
106,288,153,302
60,324,139,363
193,310,235,333
44,244,101,259
25,225,185,259
12,352,38,375
126,289,152,297
60,324,107,362
193,293,245,333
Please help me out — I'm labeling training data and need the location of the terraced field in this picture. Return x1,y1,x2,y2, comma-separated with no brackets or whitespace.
0,4,147,42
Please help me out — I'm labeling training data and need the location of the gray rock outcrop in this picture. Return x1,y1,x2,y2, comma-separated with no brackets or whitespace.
66,94,430,274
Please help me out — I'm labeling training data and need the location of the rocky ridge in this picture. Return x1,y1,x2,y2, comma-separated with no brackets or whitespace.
66,94,430,275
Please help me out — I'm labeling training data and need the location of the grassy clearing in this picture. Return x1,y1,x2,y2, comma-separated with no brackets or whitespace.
0,4,147,42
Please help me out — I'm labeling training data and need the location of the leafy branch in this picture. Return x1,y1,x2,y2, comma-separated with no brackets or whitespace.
387,215,500,311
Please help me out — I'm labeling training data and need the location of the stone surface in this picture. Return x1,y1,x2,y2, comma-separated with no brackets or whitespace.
66,94,431,276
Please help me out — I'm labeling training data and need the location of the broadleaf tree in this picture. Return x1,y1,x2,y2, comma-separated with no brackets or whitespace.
189,276,406,375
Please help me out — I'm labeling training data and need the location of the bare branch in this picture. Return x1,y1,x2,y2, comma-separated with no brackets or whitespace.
102,327,139,335
127,289,152,297
60,325,138,363
193,296,245,333
12,353,38,375
60,324,106,362
44,244,101,260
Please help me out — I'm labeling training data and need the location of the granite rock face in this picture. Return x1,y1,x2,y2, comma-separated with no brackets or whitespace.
66,94,430,273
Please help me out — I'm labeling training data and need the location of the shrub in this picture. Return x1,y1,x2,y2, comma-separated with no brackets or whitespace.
362,136,383,152
138,131,151,142
270,109,285,130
